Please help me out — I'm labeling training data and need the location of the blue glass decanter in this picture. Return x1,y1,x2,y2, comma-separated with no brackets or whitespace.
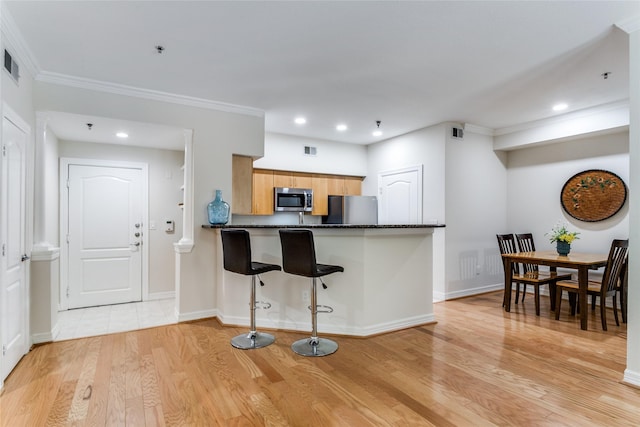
207,189,230,225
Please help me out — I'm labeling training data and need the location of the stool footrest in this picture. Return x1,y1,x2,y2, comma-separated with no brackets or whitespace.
254,301,271,310
308,304,333,314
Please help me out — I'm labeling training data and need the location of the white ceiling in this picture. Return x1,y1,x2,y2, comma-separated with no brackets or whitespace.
4,1,640,149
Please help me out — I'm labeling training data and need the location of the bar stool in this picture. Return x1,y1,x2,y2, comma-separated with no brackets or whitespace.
279,229,344,357
221,229,281,349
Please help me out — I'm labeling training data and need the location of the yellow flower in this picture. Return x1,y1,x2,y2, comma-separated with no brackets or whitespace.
547,224,580,244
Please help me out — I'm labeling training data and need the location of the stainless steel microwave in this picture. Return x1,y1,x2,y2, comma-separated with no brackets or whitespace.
274,187,313,212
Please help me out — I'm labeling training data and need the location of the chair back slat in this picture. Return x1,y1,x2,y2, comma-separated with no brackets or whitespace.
496,234,520,275
601,239,629,294
515,233,539,274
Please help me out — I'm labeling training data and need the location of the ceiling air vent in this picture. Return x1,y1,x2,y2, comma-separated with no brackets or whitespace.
304,146,317,156
451,126,464,140
4,49,19,83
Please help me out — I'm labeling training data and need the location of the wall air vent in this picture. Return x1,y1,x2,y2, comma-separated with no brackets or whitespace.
304,146,317,156
451,126,464,140
4,49,19,84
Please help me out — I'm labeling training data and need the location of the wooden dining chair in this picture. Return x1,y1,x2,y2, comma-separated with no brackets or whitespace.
618,259,628,323
515,233,572,310
554,239,628,331
497,234,571,315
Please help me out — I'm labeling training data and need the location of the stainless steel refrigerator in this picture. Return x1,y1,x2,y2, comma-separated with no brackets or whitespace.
322,195,378,225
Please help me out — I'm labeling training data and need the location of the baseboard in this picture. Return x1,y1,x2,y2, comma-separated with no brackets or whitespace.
177,308,217,322
31,331,53,345
216,312,435,337
623,369,640,388
147,291,175,301
444,284,504,300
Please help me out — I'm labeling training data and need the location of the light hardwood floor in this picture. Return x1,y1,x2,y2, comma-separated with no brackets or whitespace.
1,291,638,426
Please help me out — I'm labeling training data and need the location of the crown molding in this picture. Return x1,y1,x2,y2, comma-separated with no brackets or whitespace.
615,16,640,34
462,123,494,136
36,71,265,118
494,99,629,137
0,4,40,77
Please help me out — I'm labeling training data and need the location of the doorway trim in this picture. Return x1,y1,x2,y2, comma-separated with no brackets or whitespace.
59,157,149,311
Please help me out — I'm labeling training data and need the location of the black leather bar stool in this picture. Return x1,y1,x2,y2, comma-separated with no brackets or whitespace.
221,229,281,349
279,229,344,357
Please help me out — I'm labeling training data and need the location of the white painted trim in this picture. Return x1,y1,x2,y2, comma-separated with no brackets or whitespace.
0,6,40,77
442,284,505,301
217,312,435,337
494,100,629,137
177,309,217,323
30,247,60,262
178,130,194,248
36,71,265,117
616,16,640,34
463,123,494,136
59,158,150,309
623,369,640,388
147,291,175,301
173,240,194,253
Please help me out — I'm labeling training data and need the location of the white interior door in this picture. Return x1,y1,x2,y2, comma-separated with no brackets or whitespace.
1,115,28,382
66,164,143,309
378,165,423,224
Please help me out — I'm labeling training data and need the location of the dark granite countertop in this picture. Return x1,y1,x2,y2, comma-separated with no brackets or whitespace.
202,223,444,229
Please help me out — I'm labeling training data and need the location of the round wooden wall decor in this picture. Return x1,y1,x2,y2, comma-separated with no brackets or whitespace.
560,169,627,222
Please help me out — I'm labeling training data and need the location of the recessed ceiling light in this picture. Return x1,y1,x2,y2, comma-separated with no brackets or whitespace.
294,117,306,125
552,103,568,111
372,130,383,137
336,124,347,131
116,132,129,138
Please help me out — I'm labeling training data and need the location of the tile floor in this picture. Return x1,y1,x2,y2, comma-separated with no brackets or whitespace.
55,298,177,341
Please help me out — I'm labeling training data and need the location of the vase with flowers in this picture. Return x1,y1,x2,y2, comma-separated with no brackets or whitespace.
547,224,580,256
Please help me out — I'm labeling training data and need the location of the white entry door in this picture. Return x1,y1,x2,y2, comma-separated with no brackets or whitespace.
66,163,144,309
378,165,423,224
1,114,29,382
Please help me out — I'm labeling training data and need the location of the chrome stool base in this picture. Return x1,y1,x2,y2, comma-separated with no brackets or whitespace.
231,332,275,350
291,337,338,357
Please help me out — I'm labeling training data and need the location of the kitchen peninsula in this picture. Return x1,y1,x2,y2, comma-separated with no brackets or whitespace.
204,224,444,337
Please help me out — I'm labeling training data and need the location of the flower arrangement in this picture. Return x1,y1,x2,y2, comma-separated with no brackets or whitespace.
547,224,580,244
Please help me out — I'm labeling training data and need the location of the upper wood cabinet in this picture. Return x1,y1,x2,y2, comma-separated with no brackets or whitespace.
252,169,274,215
232,158,363,216
273,171,313,189
311,174,363,216
231,155,253,214
343,176,362,195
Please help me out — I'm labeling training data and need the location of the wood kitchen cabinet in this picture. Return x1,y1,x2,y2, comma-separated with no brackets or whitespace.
311,174,363,215
233,158,363,216
231,155,253,214
252,169,274,215
343,176,362,195
273,171,313,189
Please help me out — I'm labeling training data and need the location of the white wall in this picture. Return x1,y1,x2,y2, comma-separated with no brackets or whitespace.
58,140,184,295
445,130,508,299
366,124,446,223
366,124,447,300
34,81,265,320
506,131,629,255
255,132,368,177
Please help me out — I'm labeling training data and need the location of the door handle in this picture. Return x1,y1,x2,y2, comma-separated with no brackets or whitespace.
21,254,30,262
131,242,141,247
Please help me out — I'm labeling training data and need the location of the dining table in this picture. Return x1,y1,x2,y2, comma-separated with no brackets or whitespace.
502,250,609,330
